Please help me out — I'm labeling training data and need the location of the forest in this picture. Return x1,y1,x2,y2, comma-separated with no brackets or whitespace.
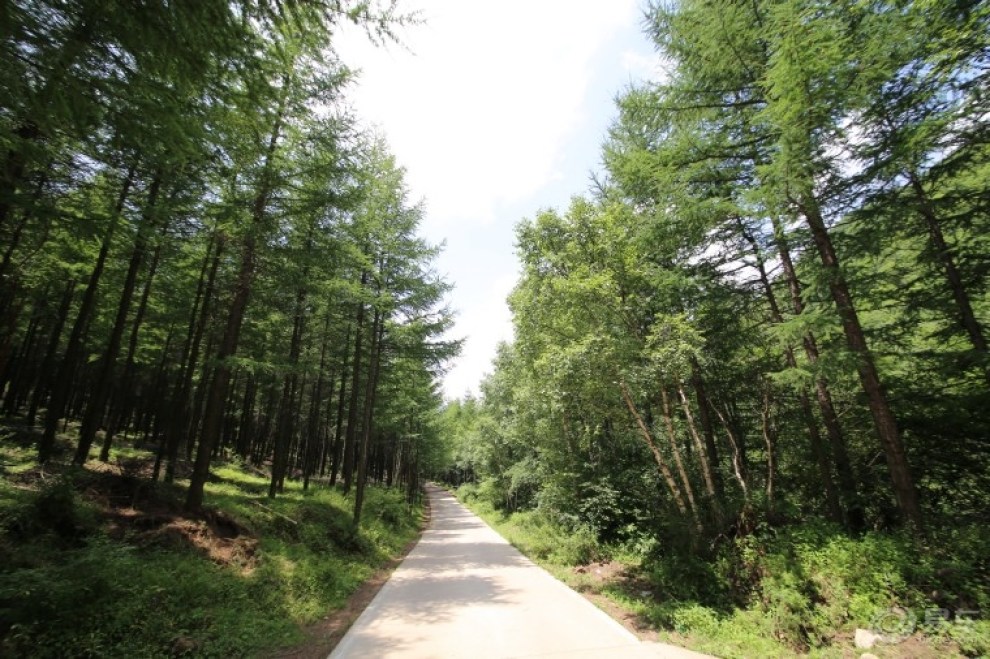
437,0,990,656
0,0,456,514
2,0,989,657
0,1,457,655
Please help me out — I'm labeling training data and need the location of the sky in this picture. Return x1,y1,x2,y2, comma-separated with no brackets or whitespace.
335,1,661,399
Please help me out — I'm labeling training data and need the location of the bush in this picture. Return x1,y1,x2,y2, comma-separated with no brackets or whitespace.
2,477,99,545
629,521,990,656
456,482,479,502
672,604,721,635
550,524,600,565
0,462,423,657
0,538,292,658
947,619,990,657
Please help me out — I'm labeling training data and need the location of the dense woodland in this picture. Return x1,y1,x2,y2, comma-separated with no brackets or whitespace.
2,0,990,655
439,0,989,653
0,0,458,522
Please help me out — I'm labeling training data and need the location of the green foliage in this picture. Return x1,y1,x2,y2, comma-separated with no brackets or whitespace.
0,463,421,657
1,476,99,546
946,619,990,658
461,495,603,567
1,539,293,658
467,488,989,657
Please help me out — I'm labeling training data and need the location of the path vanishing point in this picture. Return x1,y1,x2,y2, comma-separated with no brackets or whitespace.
330,484,716,658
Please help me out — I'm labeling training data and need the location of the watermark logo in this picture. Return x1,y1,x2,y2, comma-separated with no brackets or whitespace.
870,607,917,643
869,607,982,644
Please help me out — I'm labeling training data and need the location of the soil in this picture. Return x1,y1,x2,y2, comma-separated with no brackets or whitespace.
5,441,434,657
568,560,664,642
9,455,261,573
263,495,431,659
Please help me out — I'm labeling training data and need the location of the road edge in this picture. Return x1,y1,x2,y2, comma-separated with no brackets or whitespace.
263,487,432,659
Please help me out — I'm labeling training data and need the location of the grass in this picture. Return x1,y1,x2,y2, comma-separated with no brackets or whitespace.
454,483,990,658
0,434,423,658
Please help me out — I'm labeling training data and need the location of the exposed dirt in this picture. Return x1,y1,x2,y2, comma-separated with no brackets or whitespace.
8,454,261,573
568,560,664,642
263,494,431,659
91,464,261,573
107,506,259,573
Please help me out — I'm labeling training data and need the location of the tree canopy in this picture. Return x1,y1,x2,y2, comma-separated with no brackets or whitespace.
0,0,457,520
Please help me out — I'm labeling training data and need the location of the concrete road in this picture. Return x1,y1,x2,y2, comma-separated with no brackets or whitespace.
330,484,715,659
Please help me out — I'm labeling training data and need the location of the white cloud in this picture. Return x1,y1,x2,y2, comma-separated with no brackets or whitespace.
336,0,641,230
335,1,652,398
441,273,516,397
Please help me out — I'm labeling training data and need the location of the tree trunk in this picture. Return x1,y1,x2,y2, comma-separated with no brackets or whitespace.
28,279,76,425
328,327,351,486
659,387,701,528
39,166,135,462
186,102,285,512
0,122,40,236
354,309,385,525
712,402,750,502
770,214,862,529
1,295,43,414
77,173,164,463
800,194,923,530
740,221,844,523
688,360,724,498
677,384,721,510
107,222,167,446
761,387,778,520
342,284,368,494
164,234,223,482
908,174,988,384
619,381,692,521
303,312,333,491
269,286,307,499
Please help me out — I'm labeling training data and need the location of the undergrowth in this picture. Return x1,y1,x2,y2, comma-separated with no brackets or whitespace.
455,482,990,658
0,447,422,658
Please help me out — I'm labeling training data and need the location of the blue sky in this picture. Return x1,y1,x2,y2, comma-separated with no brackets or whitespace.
336,1,661,398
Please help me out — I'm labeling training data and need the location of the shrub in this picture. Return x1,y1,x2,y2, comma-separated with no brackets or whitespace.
672,604,721,635
456,482,479,502
550,525,600,565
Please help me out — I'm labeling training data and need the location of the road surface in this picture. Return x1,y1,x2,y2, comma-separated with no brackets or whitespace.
330,484,715,659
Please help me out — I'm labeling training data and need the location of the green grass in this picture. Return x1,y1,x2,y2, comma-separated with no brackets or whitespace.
454,490,602,567
454,483,990,658
0,445,423,658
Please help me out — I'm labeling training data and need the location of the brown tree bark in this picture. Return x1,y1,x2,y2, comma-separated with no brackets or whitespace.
77,172,164,464
688,360,726,499
740,221,844,523
908,174,988,384
761,387,778,520
619,381,693,522
354,308,385,525
28,279,76,425
106,221,167,446
770,215,863,529
39,166,135,462
303,312,333,491
161,234,223,482
328,326,351,486
677,384,722,511
659,387,701,527
186,102,285,511
800,193,923,530
269,285,307,498
711,402,750,502
342,282,368,494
